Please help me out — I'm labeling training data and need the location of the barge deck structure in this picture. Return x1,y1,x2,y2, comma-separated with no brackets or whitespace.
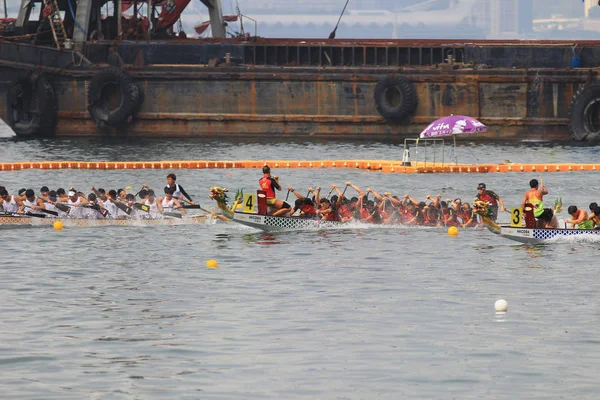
1,0,600,142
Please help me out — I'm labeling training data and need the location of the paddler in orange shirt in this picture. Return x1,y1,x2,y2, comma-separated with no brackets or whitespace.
259,165,291,216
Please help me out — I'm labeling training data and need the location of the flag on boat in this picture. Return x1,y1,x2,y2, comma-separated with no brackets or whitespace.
419,115,487,138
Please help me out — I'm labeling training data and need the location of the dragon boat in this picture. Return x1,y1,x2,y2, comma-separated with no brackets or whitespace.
210,186,345,232
0,213,212,229
472,201,600,244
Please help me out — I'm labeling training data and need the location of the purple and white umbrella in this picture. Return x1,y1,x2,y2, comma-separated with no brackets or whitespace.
418,115,487,164
419,115,487,138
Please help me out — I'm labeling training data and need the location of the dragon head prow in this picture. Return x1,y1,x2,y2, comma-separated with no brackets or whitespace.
209,186,229,201
472,200,501,232
209,186,244,217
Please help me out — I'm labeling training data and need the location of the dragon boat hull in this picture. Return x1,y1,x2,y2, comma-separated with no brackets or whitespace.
484,224,600,244
0,214,211,229
230,211,344,232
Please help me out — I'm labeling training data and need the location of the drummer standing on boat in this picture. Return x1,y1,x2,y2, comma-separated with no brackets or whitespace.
521,179,547,219
475,183,505,221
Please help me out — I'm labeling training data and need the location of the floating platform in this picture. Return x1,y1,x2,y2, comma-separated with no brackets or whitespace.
0,160,598,173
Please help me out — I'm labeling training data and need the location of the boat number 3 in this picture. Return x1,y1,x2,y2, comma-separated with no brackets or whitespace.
510,208,523,227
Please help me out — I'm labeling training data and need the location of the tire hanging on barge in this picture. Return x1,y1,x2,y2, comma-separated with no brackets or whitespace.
568,82,600,141
87,67,141,127
374,74,418,122
5,74,57,136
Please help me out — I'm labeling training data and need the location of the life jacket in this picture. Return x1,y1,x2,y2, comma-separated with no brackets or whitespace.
442,209,458,226
359,207,370,220
400,208,415,224
322,209,341,221
258,176,276,198
301,204,316,216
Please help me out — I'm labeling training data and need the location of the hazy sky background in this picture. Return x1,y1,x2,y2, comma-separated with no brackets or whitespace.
3,0,600,39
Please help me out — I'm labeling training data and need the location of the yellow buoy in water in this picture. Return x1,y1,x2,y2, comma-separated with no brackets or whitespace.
206,259,218,269
447,226,458,236
53,221,63,231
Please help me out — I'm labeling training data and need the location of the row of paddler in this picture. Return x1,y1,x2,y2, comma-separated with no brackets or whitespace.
0,161,599,173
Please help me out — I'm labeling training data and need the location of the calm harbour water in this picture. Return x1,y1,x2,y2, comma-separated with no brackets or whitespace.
1,127,600,399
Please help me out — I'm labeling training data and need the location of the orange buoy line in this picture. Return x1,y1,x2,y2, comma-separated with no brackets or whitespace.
0,161,599,173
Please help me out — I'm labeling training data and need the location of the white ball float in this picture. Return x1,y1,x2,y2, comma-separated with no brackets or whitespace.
495,299,508,312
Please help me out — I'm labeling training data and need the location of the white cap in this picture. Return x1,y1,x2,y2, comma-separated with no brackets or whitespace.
68,190,76,197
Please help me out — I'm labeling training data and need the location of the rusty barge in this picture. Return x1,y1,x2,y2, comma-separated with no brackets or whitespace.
1,0,600,142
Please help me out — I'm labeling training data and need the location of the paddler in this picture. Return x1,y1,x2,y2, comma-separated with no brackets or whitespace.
165,173,194,204
520,179,547,220
588,206,600,229
565,205,593,229
0,188,23,214
259,165,291,216
39,186,50,202
66,189,87,219
101,189,119,218
476,183,505,221
159,186,186,216
18,189,46,215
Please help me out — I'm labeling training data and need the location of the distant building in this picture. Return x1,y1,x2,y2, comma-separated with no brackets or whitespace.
489,0,533,38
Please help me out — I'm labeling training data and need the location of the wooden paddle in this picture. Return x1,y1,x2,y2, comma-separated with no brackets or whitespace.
24,212,47,218
39,198,71,213
38,208,59,217
84,204,109,218
114,200,132,215
133,203,151,213
179,204,212,213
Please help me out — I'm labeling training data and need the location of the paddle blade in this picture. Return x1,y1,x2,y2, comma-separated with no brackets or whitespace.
25,212,46,218
182,204,201,209
87,204,109,217
115,201,132,215
54,203,71,213
163,211,183,219
133,203,151,213
40,209,59,216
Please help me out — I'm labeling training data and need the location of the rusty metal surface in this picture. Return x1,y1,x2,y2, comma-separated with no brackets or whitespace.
0,37,597,141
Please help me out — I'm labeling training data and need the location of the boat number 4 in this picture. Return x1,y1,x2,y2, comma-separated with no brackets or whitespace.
510,208,523,227
236,194,256,213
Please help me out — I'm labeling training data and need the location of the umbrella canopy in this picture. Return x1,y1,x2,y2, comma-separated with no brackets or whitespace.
419,115,487,138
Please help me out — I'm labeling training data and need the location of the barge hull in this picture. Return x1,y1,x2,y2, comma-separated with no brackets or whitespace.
0,40,596,141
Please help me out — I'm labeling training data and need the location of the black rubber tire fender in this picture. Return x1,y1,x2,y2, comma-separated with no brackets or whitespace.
5,73,57,136
568,82,600,141
87,67,141,126
374,74,418,122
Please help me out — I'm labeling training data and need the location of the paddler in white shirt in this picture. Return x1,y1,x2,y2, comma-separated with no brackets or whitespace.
159,186,186,216
66,190,87,218
144,189,163,218
101,189,119,219
18,189,46,215
44,190,69,218
0,188,23,214
83,193,105,219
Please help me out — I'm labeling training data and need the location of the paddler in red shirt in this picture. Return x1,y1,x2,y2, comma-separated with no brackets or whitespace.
475,183,505,221
259,165,291,216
